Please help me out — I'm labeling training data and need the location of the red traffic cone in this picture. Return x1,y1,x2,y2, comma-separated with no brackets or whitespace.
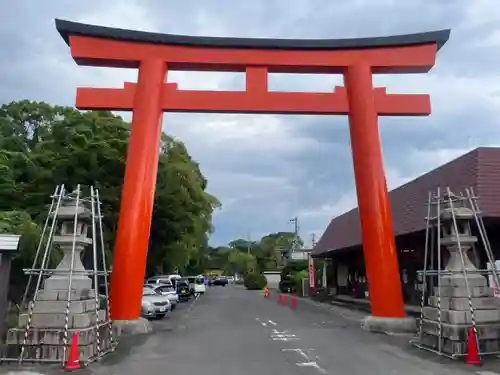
278,294,282,305
283,294,288,306
65,332,80,371
466,327,481,366
291,296,297,309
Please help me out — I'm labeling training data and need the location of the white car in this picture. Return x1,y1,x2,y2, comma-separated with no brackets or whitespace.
185,276,206,295
141,288,171,319
145,283,179,310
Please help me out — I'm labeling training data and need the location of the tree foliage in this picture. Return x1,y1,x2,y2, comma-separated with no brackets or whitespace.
0,100,220,288
206,231,304,275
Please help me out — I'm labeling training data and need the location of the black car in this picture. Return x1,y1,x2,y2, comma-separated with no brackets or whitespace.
175,278,191,301
212,276,228,286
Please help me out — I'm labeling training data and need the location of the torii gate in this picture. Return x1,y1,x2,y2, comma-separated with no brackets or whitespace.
55,19,449,322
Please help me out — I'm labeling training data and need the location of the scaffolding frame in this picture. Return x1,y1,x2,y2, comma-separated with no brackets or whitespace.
410,186,500,359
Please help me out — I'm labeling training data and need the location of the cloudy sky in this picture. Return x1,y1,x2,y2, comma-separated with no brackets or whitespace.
1,0,500,247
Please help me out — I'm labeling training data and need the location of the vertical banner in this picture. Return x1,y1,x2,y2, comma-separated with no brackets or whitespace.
308,255,315,290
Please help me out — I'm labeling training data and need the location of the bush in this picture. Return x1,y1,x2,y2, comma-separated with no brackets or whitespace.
244,273,267,290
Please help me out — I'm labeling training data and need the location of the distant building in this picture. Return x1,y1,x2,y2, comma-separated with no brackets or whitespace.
312,147,500,304
290,248,312,261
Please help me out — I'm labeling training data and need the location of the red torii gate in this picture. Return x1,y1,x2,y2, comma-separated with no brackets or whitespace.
55,19,449,322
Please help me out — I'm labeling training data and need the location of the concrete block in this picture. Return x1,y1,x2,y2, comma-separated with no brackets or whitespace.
423,306,500,324
36,288,96,301
435,285,493,298
421,319,500,340
44,277,92,291
360,316,416,334
7,323,114,347
32,299,97,314
113,318,152,336
418,333,500,356
440,275,487,288
18,310,104,329
428,296,500,310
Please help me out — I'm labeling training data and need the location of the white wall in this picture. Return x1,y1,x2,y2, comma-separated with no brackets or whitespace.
263,271,281,289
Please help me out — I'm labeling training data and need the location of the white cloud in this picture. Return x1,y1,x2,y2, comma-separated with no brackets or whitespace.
2,0,500,246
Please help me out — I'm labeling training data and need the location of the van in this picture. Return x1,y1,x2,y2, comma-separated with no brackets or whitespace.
186,276,206,295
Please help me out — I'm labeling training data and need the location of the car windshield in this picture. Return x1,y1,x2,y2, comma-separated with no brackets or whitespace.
177,280,189,286
195,278,204,284
143,284,154,289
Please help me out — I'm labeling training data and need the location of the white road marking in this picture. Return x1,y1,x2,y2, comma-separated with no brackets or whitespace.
268,319,277,325
271,329,299,341
296,361,327,374
255,318,267,326
282,348,310,360
477,372,500,375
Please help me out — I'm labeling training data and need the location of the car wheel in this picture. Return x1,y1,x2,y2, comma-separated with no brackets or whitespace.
171,304,177,311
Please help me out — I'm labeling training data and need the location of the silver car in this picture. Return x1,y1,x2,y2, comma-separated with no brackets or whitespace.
144,283,179,310
141,288,171,319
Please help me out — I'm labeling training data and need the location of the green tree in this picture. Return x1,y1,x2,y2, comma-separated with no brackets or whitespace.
225,250,257,276
0,100,219,289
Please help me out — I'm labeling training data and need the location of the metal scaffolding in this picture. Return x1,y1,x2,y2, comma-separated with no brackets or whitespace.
1,184,117,366
410,186,500,359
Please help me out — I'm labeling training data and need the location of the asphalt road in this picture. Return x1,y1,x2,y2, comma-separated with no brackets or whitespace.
85,285,495,375
4,286,498,375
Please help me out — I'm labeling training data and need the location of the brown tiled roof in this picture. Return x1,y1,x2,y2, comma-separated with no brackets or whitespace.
313,147,500,256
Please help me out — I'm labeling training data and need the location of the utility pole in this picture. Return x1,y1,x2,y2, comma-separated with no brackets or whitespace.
289,216,299,253
311,233,316,248
247,230,251,254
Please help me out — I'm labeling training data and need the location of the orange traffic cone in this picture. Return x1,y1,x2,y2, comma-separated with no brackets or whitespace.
466,327,481,366
65,332,80,371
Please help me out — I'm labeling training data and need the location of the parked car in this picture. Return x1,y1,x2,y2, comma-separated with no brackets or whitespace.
144,283,179,310
213,276,228,286
186,276,206,295
146,274,181,286
175,278,192,301
141,288,171,319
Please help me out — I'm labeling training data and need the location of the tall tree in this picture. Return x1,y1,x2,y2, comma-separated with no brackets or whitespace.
0,100,220,288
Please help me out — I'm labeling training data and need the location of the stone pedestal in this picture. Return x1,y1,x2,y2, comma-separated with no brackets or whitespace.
5,287,113,362
420,275,500,356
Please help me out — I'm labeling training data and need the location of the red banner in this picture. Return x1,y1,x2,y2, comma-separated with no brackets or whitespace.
308,256,315,289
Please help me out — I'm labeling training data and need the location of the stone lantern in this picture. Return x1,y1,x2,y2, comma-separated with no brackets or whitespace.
6,187,113,364
439,202,483,289
44,194,93,291
419,191,500,357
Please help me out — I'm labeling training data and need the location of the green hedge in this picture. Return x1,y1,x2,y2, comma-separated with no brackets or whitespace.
244,273,267,290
